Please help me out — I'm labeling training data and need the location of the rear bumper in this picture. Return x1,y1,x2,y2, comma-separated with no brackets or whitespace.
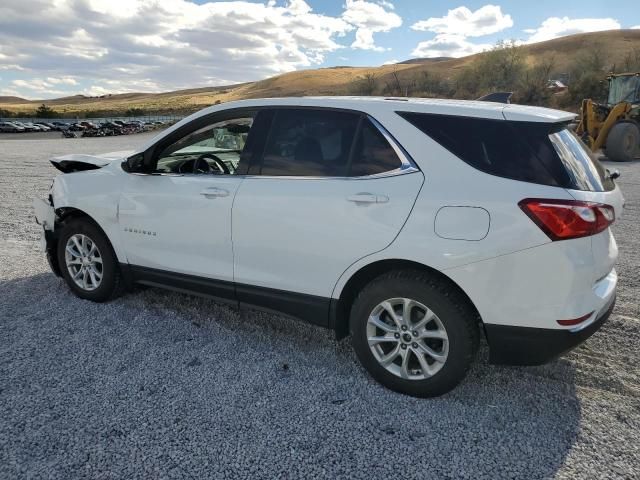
485,295,615,365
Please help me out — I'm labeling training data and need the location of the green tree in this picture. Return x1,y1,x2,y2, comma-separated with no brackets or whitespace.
35,104,58,118
414,71,453,97
125,107,146,116
350,73,378,95
514,56,556,106
455,40,524,98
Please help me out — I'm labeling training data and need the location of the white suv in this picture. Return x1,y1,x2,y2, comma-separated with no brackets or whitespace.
33,97,624,397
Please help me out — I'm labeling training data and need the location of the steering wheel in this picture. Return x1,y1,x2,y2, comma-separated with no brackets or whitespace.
197,154,230,174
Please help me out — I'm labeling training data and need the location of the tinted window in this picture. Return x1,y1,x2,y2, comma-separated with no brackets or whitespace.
399,112,613,192
349,119,403,176
260,109,359,176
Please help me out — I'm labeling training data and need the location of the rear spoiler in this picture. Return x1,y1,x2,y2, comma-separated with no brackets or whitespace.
476,92,513,104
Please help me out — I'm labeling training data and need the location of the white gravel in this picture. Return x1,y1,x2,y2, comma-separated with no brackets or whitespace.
0,132,639,479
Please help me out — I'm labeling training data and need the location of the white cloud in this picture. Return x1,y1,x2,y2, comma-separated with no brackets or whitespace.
411,34,491,58
524,17,621,43
631,25,640,29
80,85,112,97
409,5,511,59
412,5,513,37
382,58,399,65
46,76,78,86
2,0,400,98
10,79,68,96
342,0,402,51
377,0,395,10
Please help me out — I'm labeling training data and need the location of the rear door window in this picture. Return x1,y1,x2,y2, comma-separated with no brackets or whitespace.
398,112,614,192
260,109,359,176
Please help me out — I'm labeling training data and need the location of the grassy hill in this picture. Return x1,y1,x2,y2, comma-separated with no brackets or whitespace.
1,29,639,117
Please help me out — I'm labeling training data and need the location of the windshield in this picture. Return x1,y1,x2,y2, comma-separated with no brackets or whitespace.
608,76,640,105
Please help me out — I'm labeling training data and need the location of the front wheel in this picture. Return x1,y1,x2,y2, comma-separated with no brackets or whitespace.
350,271,479,397
56,218,123,302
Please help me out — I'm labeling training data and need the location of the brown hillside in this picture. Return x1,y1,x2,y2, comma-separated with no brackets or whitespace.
1,29,639,116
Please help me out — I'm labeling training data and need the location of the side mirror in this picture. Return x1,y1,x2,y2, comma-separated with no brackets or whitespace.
124,153,145,173
609,169,620,180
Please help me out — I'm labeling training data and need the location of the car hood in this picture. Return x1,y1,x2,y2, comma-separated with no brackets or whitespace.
50,150,134,173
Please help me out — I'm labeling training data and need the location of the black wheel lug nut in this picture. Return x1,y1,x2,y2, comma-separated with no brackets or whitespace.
394,333,400,339
401,344,407,350
412,343,418,348
412,331,418,337
401,325,407,331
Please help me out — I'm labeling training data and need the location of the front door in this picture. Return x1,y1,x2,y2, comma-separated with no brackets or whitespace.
118,114,256,290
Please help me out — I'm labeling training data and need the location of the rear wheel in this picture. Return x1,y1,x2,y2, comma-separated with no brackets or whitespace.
606,122,640,162
350,271,479,397
56,218,122,302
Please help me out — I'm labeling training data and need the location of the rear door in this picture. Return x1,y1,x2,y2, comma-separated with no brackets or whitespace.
231,108,424,323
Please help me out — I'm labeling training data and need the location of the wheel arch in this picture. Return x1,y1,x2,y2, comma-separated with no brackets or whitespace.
55,206,107,232
331,259,484,340
54,207,127,264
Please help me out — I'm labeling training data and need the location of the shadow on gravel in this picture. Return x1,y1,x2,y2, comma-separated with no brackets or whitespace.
1,272,582,479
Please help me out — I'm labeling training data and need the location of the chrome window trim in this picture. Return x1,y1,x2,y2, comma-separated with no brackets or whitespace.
131,111,421,180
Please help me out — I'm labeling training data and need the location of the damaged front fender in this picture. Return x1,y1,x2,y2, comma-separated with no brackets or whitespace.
32,197,62,277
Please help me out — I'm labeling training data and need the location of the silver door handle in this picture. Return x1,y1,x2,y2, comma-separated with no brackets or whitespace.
347,193,389,204
200,187,229,198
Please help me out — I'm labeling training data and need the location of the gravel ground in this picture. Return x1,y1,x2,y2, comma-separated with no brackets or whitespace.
0,133,639,479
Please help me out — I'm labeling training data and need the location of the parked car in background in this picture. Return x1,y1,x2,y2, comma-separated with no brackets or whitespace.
52,121,71,131
32,97,623,397
24,122,44,131
11,121,36,132
34,123,51,132
0,121,25,132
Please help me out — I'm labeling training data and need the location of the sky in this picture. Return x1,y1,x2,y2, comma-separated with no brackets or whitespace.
0,0,638,100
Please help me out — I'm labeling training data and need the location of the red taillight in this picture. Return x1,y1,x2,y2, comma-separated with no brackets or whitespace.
519,198,615,241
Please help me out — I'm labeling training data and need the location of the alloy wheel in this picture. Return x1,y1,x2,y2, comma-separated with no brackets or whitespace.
64,234,103,291
366,297,449,380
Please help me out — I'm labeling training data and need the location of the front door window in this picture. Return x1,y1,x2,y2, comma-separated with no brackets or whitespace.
154,118,253,175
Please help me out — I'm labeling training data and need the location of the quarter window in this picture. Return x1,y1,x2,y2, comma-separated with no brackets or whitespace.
398,112,614,191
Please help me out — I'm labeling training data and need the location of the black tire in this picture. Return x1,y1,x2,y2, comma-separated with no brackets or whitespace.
606,122,640,162
56,218,123,302
350,270,479,397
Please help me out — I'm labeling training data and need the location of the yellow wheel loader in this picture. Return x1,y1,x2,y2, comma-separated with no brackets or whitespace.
576,73,640,162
